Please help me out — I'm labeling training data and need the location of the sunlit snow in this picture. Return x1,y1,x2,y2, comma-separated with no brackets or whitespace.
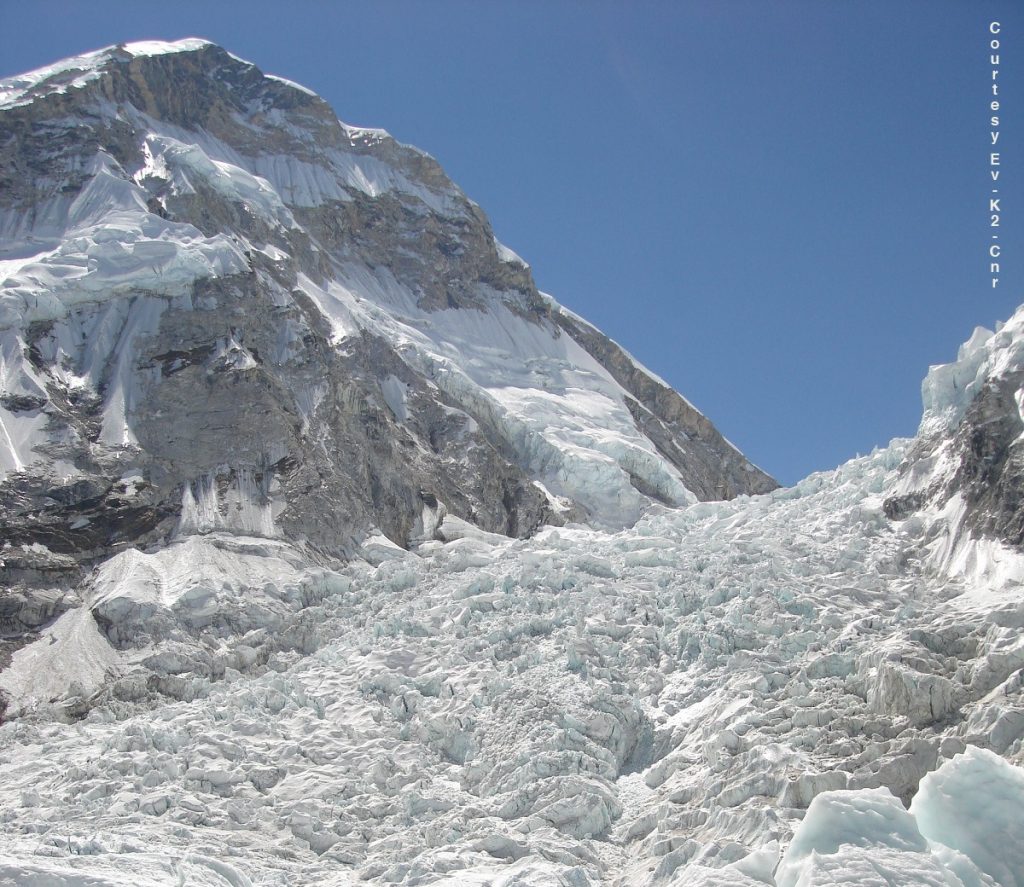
1,39,1023,887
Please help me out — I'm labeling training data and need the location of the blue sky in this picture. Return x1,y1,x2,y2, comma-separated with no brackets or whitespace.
2,1,1021,485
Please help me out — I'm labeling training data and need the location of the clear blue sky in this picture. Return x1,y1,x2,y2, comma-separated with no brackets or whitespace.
2,1,1021,485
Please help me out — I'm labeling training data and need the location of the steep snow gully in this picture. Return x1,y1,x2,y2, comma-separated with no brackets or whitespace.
0,39,1023,887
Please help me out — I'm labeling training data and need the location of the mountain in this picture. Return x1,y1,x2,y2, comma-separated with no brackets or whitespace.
1,40,1023,887
0,38,772,559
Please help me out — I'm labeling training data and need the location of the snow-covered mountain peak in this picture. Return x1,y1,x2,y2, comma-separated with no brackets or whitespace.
0,38,227,110
4,41,1023,887
0,41,775,559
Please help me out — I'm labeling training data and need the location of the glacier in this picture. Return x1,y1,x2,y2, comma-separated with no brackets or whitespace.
2,416,1024,885
0,38,1022,887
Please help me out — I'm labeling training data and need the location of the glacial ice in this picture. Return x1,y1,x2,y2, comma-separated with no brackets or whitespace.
774,744,1024,885
919,313,1024,438
0,605,121,717
0,852,256,887
0,152,250,330
141,135,298,230
291,264,696,524
777,785,974,885
911,746,1024,886
1,436,1023,884
177,468,280,538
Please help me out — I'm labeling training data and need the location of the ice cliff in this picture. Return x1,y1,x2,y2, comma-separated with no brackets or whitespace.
1,39,1024,887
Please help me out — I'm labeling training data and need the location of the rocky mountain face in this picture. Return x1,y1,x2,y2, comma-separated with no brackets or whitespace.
884,311,1024,574
1,40,1024,887
0,40,771,542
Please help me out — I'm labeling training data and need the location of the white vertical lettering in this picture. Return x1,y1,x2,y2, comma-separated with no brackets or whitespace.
987,26,1005,291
